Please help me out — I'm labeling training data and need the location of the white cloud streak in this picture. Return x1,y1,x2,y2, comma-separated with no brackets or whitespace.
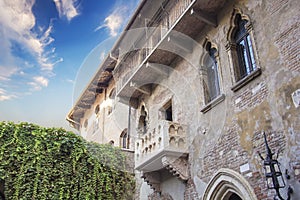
28,76,49,91
0,0,57,72
95,4,131,37
53,0,79,21
0,88,17,101
0,66,19,81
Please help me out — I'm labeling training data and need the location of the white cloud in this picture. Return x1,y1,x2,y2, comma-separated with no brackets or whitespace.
53,0,79,21
0,88,17,101
66,79,74,84
99,51,106,61
0,66,19,81
95,0,141,37
95,4,130,37
0,0,57,71
28,76,49,91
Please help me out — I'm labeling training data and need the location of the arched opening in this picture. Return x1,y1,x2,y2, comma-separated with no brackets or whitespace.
228,193,242,200
138,105,148,135
120,128,129,149
202,168,257,200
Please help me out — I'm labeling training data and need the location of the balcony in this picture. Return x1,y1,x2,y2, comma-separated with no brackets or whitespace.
115,0,196,99
135,120,188,173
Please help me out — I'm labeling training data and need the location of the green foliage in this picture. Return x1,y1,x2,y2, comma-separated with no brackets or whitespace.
0,122,134,200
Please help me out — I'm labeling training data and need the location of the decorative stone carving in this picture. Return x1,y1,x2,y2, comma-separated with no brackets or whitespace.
142,171,161,192
162,156,189,181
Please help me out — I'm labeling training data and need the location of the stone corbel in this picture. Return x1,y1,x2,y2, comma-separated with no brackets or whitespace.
141,171,161,192
162,156,189,181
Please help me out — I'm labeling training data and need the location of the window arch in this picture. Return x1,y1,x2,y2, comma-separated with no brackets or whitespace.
226,10,261,92
120,128,129,149
201,41,221,104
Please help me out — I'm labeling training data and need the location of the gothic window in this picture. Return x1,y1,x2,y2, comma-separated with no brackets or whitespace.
107,88,116,115
234,14,256,80
203,42,221,103
120,129,129,149
227,11,261,92
138,106,148,135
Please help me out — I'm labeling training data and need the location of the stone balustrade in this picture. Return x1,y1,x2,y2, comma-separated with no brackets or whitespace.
135,120,188,171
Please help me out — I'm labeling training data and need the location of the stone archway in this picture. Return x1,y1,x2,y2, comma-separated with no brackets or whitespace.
202,168,257,200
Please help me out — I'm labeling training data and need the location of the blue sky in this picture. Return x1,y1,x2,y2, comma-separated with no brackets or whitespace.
0,0,140,131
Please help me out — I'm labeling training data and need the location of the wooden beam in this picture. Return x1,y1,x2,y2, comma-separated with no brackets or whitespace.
190,8,217,27
97,82,109,87
77,103,91,109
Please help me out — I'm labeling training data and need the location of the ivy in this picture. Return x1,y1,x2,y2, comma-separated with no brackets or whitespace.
0,122,134,200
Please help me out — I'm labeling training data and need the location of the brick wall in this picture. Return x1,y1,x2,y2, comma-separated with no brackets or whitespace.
275,22,300,73
233,82,268,112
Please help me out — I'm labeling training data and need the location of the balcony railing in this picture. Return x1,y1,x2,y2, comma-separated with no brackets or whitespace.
135,120,188,171
116,0,195,95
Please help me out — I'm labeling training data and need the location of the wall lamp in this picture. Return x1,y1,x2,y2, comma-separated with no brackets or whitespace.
258,132,293,200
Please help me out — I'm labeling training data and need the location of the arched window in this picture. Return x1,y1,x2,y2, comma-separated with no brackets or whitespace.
234,14,256,79
120,129,129,149
107,88,116,115
202,42,221,103
138,106,148,135
226,10,261,92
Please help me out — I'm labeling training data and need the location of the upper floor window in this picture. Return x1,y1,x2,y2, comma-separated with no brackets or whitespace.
138,105,148,135
203,43,221,103
227,11,261,92
234,14,256,80
120,129,129,149
107,88,116,115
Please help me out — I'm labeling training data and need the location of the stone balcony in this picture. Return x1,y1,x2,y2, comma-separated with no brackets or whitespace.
135,120,188,174
115,0,196,99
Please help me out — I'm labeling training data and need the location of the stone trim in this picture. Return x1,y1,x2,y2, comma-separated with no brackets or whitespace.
231,68,261,92
200,94,225,113
202,168,258,200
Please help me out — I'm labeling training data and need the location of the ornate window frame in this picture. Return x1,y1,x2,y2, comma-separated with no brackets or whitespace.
226,9,261,92
200,39,225,113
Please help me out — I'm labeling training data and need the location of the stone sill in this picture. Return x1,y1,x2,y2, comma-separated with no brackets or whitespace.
231,68,262,92
201,94,225,113
121,148,134,153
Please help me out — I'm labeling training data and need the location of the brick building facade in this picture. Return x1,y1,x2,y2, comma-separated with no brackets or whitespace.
67,0,300,199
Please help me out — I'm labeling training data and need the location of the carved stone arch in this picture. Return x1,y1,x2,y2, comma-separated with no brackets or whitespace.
227,8,251,42
202,168,258,200
138,103,148,135
200,38,219,67
228,8,250,39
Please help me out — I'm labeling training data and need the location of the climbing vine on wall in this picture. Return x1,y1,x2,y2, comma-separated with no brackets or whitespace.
0,122,134,200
